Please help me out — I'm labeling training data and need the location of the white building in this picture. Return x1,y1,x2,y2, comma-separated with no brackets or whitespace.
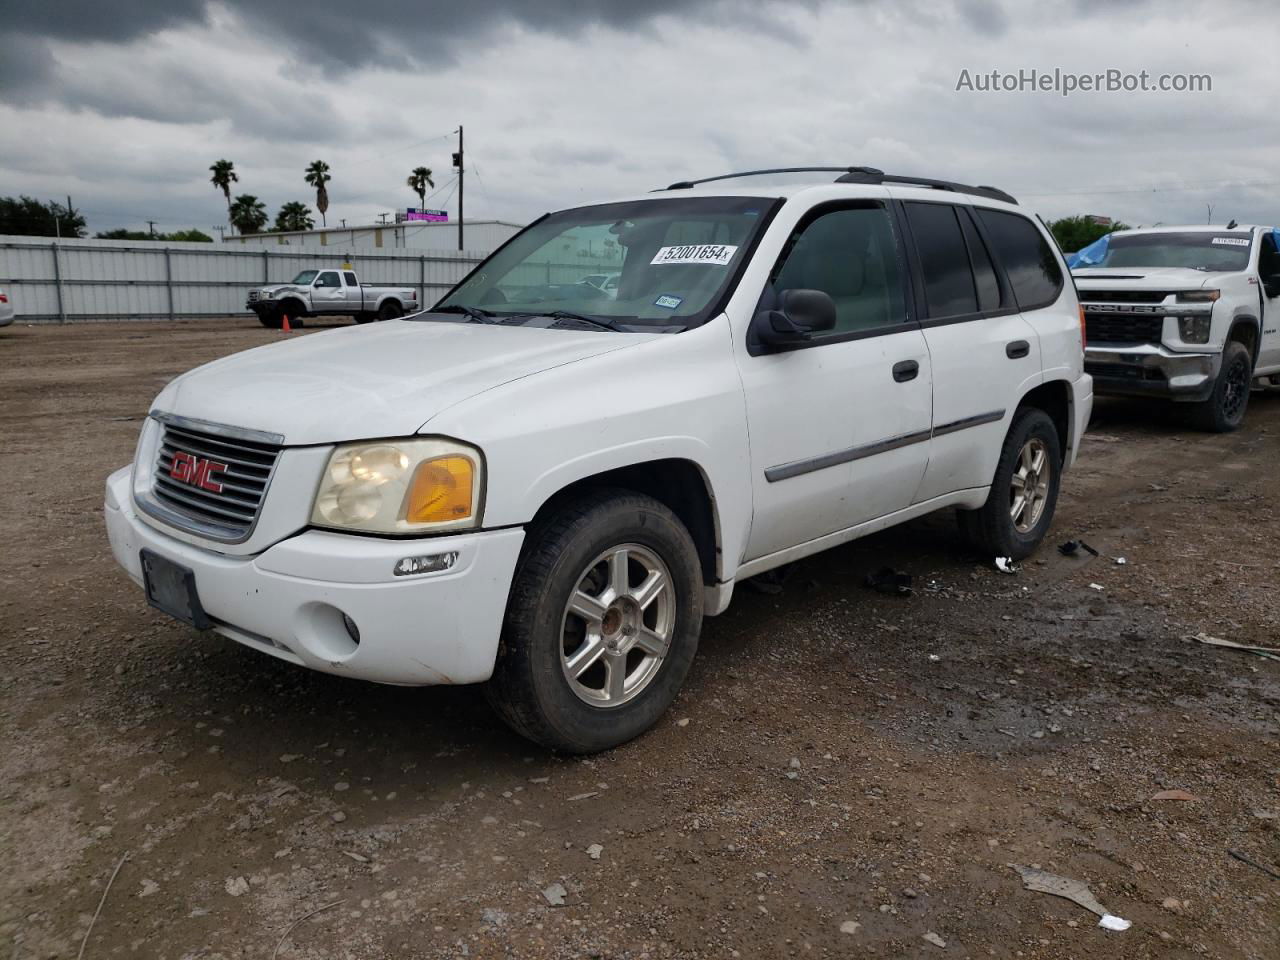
227,219,524,252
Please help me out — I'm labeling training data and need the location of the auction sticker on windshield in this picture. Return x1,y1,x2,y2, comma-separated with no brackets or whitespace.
1211,237,1249,246
650,244,738,266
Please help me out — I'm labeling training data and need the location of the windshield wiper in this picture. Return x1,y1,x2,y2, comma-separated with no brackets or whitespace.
540,310,626,332
434,304,500,324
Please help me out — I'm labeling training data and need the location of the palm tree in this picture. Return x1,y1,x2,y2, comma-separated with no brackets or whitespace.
209,159,238,232
274,201,315,232
228,194,268,235
304,160,331,227
406,166,435,209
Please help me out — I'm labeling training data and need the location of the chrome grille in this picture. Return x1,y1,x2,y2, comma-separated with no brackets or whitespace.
151,419,282,541
248,290,260,302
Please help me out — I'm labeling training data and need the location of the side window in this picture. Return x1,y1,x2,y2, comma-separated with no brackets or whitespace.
315,271,340,288
771,204,907,334
975,209,1064,310
343,271,358,286
903,202,977,319
1259,232,1280,279
959,209,1002,312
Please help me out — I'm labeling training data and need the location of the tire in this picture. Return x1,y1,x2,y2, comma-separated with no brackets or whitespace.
485,489,704,753
377,300,403,321
355,312,375,324
276,302,305,329
256,310,281,329
956,408,1062,561
1188,341,1251,433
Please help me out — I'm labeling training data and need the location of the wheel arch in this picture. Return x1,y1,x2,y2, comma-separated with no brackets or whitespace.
277,296,308,318
1015,379,1071,460
523,458,721,587
1227,315,1260,365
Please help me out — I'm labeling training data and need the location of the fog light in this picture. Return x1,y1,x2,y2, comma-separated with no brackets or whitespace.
393,551,459,577
1178,315,1212,344
342,613,361,644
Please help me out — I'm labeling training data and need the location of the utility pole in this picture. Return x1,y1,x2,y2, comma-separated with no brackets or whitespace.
376,212,390,225
147,220,157,238
453,125,464,251
212,225,226,241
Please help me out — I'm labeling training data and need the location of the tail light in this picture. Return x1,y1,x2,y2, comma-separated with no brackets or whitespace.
1078,304,1087,350
0,293,8,303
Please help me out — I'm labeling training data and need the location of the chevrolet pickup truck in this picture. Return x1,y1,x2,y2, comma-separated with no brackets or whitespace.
1072,225,1280,431
107,166,1091,752
246,268,419,328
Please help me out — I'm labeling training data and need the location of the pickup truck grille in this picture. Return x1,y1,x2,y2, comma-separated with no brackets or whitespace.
248,291,260,302
152,421,281,540
1077,289,1171,305
1084,312,1165,345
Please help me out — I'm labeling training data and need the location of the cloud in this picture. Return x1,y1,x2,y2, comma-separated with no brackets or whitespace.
1,0,1278,237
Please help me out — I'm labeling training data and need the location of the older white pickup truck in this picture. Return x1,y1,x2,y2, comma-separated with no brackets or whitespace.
107,166,1091,752
1072,225,1280,431
246,268,419,328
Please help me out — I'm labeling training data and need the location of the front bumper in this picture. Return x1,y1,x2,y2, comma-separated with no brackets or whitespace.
105,466,524,685
1085,344,1220,402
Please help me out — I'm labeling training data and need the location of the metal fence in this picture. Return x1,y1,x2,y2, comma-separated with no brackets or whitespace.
0,235,491,322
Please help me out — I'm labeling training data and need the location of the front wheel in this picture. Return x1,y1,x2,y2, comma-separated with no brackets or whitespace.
485,490,703,753
957,408,1062,560
1188,341,1251,433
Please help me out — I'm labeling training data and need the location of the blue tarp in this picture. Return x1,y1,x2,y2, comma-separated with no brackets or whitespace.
1067,233,1111,269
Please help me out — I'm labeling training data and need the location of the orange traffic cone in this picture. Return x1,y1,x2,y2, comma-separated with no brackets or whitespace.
281,313,292,333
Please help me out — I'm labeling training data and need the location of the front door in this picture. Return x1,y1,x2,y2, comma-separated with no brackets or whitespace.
735,200,933,564
1257,230,1280,371
312,270,345,310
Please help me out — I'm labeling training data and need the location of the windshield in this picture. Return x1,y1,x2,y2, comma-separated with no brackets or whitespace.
1078,232,1253,272
435,196,778,329
291,270,319,285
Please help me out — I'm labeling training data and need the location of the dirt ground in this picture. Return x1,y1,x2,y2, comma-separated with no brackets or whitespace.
1,318,1277,960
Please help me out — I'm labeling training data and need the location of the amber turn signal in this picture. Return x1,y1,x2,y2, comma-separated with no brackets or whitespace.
405,455,475,524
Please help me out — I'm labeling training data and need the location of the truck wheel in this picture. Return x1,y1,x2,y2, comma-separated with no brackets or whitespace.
956,408,1062,561
257,310,281,329
1188,341,1251,433
486,489,703,753
377,301,403,321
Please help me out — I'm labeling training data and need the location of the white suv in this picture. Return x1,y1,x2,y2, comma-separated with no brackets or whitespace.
105,167,1092,752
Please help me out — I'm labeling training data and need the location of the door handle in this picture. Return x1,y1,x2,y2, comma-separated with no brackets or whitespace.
892,360,919,383
1006,340,1031,359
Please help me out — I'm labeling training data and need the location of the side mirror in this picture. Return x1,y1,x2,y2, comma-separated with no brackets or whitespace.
752,288,837,347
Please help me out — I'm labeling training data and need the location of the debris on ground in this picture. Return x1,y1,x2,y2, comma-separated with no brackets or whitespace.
1011,865,1131,931
1115,557,1128,565
224,876,250,897
1089,583,1105,591
1058,539,1100,557
839,920,861,935
1227,849,1280,881
567,792,599,802
586,844,603,861
864,567,913,595
542,883,568,906
1192,633,1280,662
1150,789,1197,802
995,557,1019,575
922,931,947,948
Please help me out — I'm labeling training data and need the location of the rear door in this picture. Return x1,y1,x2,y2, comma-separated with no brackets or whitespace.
896,198,1043,502
736,199,933,563
343,271,363,311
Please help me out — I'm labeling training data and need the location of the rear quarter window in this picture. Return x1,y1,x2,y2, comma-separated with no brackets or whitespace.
976,209,1064,311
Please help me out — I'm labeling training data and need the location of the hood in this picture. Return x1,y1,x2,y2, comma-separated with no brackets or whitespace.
154,320,658,444
1072,267,1230,290
256,283,303,294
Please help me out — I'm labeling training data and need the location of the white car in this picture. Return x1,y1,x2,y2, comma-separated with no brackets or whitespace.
1072,224,1280,431
0,287,14,326
105,166,1092,752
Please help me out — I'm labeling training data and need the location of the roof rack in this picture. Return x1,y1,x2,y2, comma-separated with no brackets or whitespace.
662,166,1017,205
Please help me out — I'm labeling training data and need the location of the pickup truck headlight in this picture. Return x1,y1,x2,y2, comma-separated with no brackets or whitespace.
1178,315,1212,343
1177,289,1220,302
311,438,483,534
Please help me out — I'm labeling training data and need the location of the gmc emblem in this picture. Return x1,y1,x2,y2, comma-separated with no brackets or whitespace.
170,451,228,493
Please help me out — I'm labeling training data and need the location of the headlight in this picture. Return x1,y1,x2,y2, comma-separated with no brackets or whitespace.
311,438,483,533
1178,315,1212,343
265,290,276,299
1177,289,1220,302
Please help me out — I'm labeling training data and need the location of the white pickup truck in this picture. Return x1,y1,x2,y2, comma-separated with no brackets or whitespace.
106,167,1092,752
246,268,419,328
1072,225,1280,431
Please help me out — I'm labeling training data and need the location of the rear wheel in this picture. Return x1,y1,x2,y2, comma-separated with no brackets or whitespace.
377,300,403,321
485,490,703,753
957,408,1062,560
1188,341,1251,432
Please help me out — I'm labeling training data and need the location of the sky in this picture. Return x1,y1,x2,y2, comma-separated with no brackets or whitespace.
1,0,1277,238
